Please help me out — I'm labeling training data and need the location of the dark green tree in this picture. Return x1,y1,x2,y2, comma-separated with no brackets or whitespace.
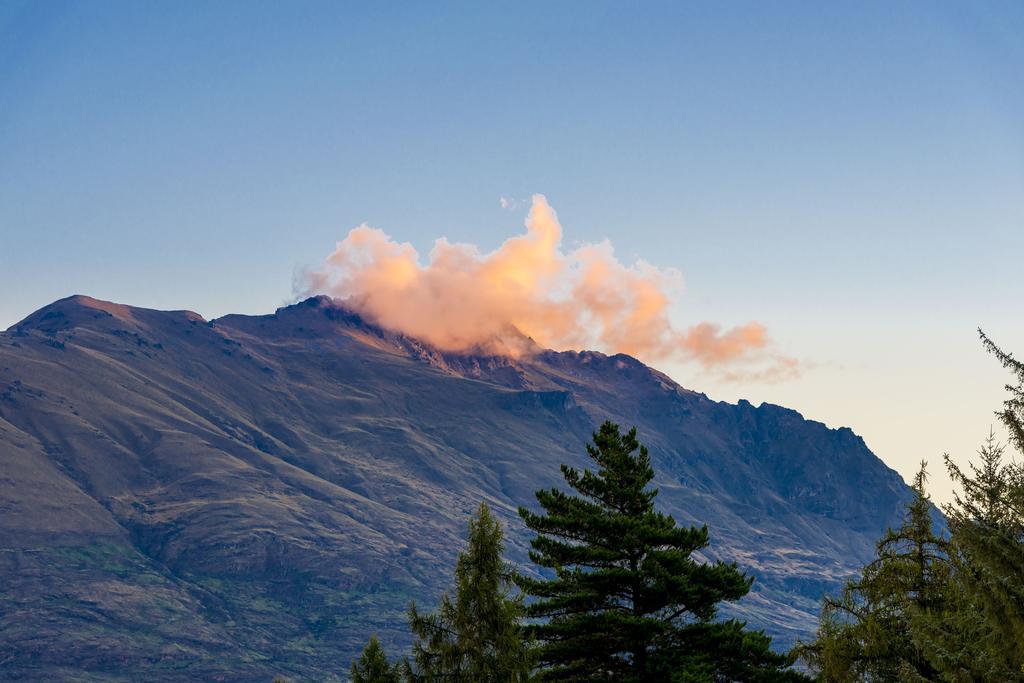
909,333,1024,680
517,420,805,682
350,635,404,683
798,463,949,681
908,430,1024,681
408,501,531,682
803,334,1024,681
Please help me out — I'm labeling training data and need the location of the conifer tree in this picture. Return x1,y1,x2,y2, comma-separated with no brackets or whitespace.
350,635,404,683
407,502,531,682
910,431,1024,681
517,420,805,682
980,330,1024,452
944,435,1024,656
910,333,1024,679
797,462,949,681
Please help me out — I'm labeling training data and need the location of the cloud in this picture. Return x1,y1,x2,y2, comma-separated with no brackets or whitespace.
302,194,797,379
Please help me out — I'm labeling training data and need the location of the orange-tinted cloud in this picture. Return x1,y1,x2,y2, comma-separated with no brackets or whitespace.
303,194,797,379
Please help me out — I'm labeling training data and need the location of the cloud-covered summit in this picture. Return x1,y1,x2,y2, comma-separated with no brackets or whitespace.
303,195,796,379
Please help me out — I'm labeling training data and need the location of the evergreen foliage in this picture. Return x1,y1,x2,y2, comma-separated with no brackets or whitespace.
980,330,1024,452
910,431,1024,681
910,333,1024,680
943,435,1024,665
798,463,949,681
350,635,404,683
517,420,805,682
803,333,1024,681
407,502,531,682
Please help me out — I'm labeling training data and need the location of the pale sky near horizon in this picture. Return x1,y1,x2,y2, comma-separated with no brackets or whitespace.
2,1,1022,503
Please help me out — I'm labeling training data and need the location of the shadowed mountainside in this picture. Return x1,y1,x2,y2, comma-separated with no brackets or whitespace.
0,295,914,681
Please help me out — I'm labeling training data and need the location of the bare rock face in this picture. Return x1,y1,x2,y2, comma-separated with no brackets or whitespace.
0,295,913,681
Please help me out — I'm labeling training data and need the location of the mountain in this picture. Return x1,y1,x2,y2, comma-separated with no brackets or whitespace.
0,295,913,681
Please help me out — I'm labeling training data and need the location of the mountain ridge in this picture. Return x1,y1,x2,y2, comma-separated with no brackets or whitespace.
0,294,912,681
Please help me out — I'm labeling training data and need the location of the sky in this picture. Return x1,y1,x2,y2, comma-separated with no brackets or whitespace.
1,1,1022,503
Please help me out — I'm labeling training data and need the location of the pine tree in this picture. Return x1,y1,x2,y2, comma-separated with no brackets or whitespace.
802,334,1024,681
798,462,949,681
407,501,531,682
350,635,404,683
914,333,1024,679
517,420,805,682
907,555,1013,682
944,429,1024,655
918,431,1024,680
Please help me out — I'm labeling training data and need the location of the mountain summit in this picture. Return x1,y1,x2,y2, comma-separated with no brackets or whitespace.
0,296,912,681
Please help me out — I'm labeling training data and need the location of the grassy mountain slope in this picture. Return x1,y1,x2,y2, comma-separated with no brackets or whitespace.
0,295,912,680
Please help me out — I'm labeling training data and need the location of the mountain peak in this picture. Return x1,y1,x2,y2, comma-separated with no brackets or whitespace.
9,295,204,333
216,295,545,361
10,295,130,330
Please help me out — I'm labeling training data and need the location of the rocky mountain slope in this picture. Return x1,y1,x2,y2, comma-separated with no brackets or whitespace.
0,295,914,681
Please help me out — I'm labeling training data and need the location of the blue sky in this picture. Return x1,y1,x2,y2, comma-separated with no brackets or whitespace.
2,1,1022,500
